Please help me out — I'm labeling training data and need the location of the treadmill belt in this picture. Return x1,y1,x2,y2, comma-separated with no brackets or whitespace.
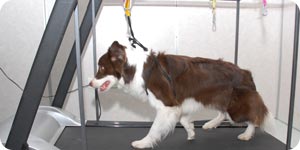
55,126,285,150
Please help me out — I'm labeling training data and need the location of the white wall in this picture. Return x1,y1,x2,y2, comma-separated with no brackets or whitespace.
278,1,300,146
0,0,45,122
279,1,300,128
0,0,91,122
238,5,283,116
42,0,91,105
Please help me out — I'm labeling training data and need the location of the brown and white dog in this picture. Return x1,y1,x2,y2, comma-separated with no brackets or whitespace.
89,41,274,149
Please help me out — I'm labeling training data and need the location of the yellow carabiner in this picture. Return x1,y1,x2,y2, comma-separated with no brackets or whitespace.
212,0,216,9
124,0,131,16
125,9,131,16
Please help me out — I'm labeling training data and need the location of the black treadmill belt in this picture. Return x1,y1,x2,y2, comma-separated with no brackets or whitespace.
56,126,285,150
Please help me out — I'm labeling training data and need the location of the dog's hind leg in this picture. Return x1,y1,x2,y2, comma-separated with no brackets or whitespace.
238,122,255,141
180,115,195,140
203,112,226,130
131,106,181,149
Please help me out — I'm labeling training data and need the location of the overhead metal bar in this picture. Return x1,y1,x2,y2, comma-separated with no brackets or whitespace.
105,0,284,8
286,5,299,150
52,0,103,108
5,0,77,149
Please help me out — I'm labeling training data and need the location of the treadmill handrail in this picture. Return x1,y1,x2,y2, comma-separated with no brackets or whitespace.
52,0,103,108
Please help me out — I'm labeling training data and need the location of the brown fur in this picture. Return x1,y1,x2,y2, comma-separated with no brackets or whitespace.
95,41,136,84
95,41,268,126
142,53,267,125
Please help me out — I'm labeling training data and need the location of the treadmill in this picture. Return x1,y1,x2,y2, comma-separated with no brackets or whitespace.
1,0,298,149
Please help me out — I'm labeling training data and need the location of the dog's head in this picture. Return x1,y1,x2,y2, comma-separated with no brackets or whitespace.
89,41,127,92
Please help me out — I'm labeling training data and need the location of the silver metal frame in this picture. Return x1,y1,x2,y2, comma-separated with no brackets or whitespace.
0,106,80,150
91,0,101,123
74,5,88,150
286,5,299,150
104,0,287,8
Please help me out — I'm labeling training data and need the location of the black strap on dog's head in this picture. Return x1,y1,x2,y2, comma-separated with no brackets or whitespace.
126,16,148,52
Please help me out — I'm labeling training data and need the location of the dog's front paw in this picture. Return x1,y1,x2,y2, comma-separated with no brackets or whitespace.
131,139,153,149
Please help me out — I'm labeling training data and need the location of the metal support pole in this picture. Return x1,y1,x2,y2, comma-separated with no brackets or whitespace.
275,0,285,120
234,0,240,65
91,0,101,123
286,5,299,150
52,0,103,108
74,5,88,150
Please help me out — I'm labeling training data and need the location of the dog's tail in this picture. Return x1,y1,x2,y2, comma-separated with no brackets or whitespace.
261,111,276,135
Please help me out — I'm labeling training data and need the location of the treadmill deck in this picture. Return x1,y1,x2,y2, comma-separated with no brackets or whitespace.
55,121,285,150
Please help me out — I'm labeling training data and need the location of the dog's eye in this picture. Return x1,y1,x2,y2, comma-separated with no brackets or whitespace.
101,66,105,71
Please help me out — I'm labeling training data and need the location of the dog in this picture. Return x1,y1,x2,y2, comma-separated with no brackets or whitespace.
89,41,274,149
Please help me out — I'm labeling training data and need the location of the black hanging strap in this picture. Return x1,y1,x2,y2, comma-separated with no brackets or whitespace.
126,16,148,51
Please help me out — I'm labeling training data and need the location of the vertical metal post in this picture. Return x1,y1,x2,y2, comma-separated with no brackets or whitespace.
275,0,285,119
74,5,88,150
52,0,103,108
286,5,299,150
91,0,101,123
234,0,240,65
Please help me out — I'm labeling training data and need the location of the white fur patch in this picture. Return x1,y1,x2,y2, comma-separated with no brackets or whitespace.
180,116,195,140
132,106,181,149
238,122,255,141
117,78,125,89
90,75,118,92
203,112,226,130
147,90,165,110
181,98,203,115
116,46,150,101
131,90,181,149
261,112,276,136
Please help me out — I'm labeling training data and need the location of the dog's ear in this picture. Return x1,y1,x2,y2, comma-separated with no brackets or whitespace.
109,41,127,62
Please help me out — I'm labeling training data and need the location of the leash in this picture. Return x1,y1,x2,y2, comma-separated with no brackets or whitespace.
123,0,175,98
144,55,177,99
126,16,148,51
123,0,148,51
